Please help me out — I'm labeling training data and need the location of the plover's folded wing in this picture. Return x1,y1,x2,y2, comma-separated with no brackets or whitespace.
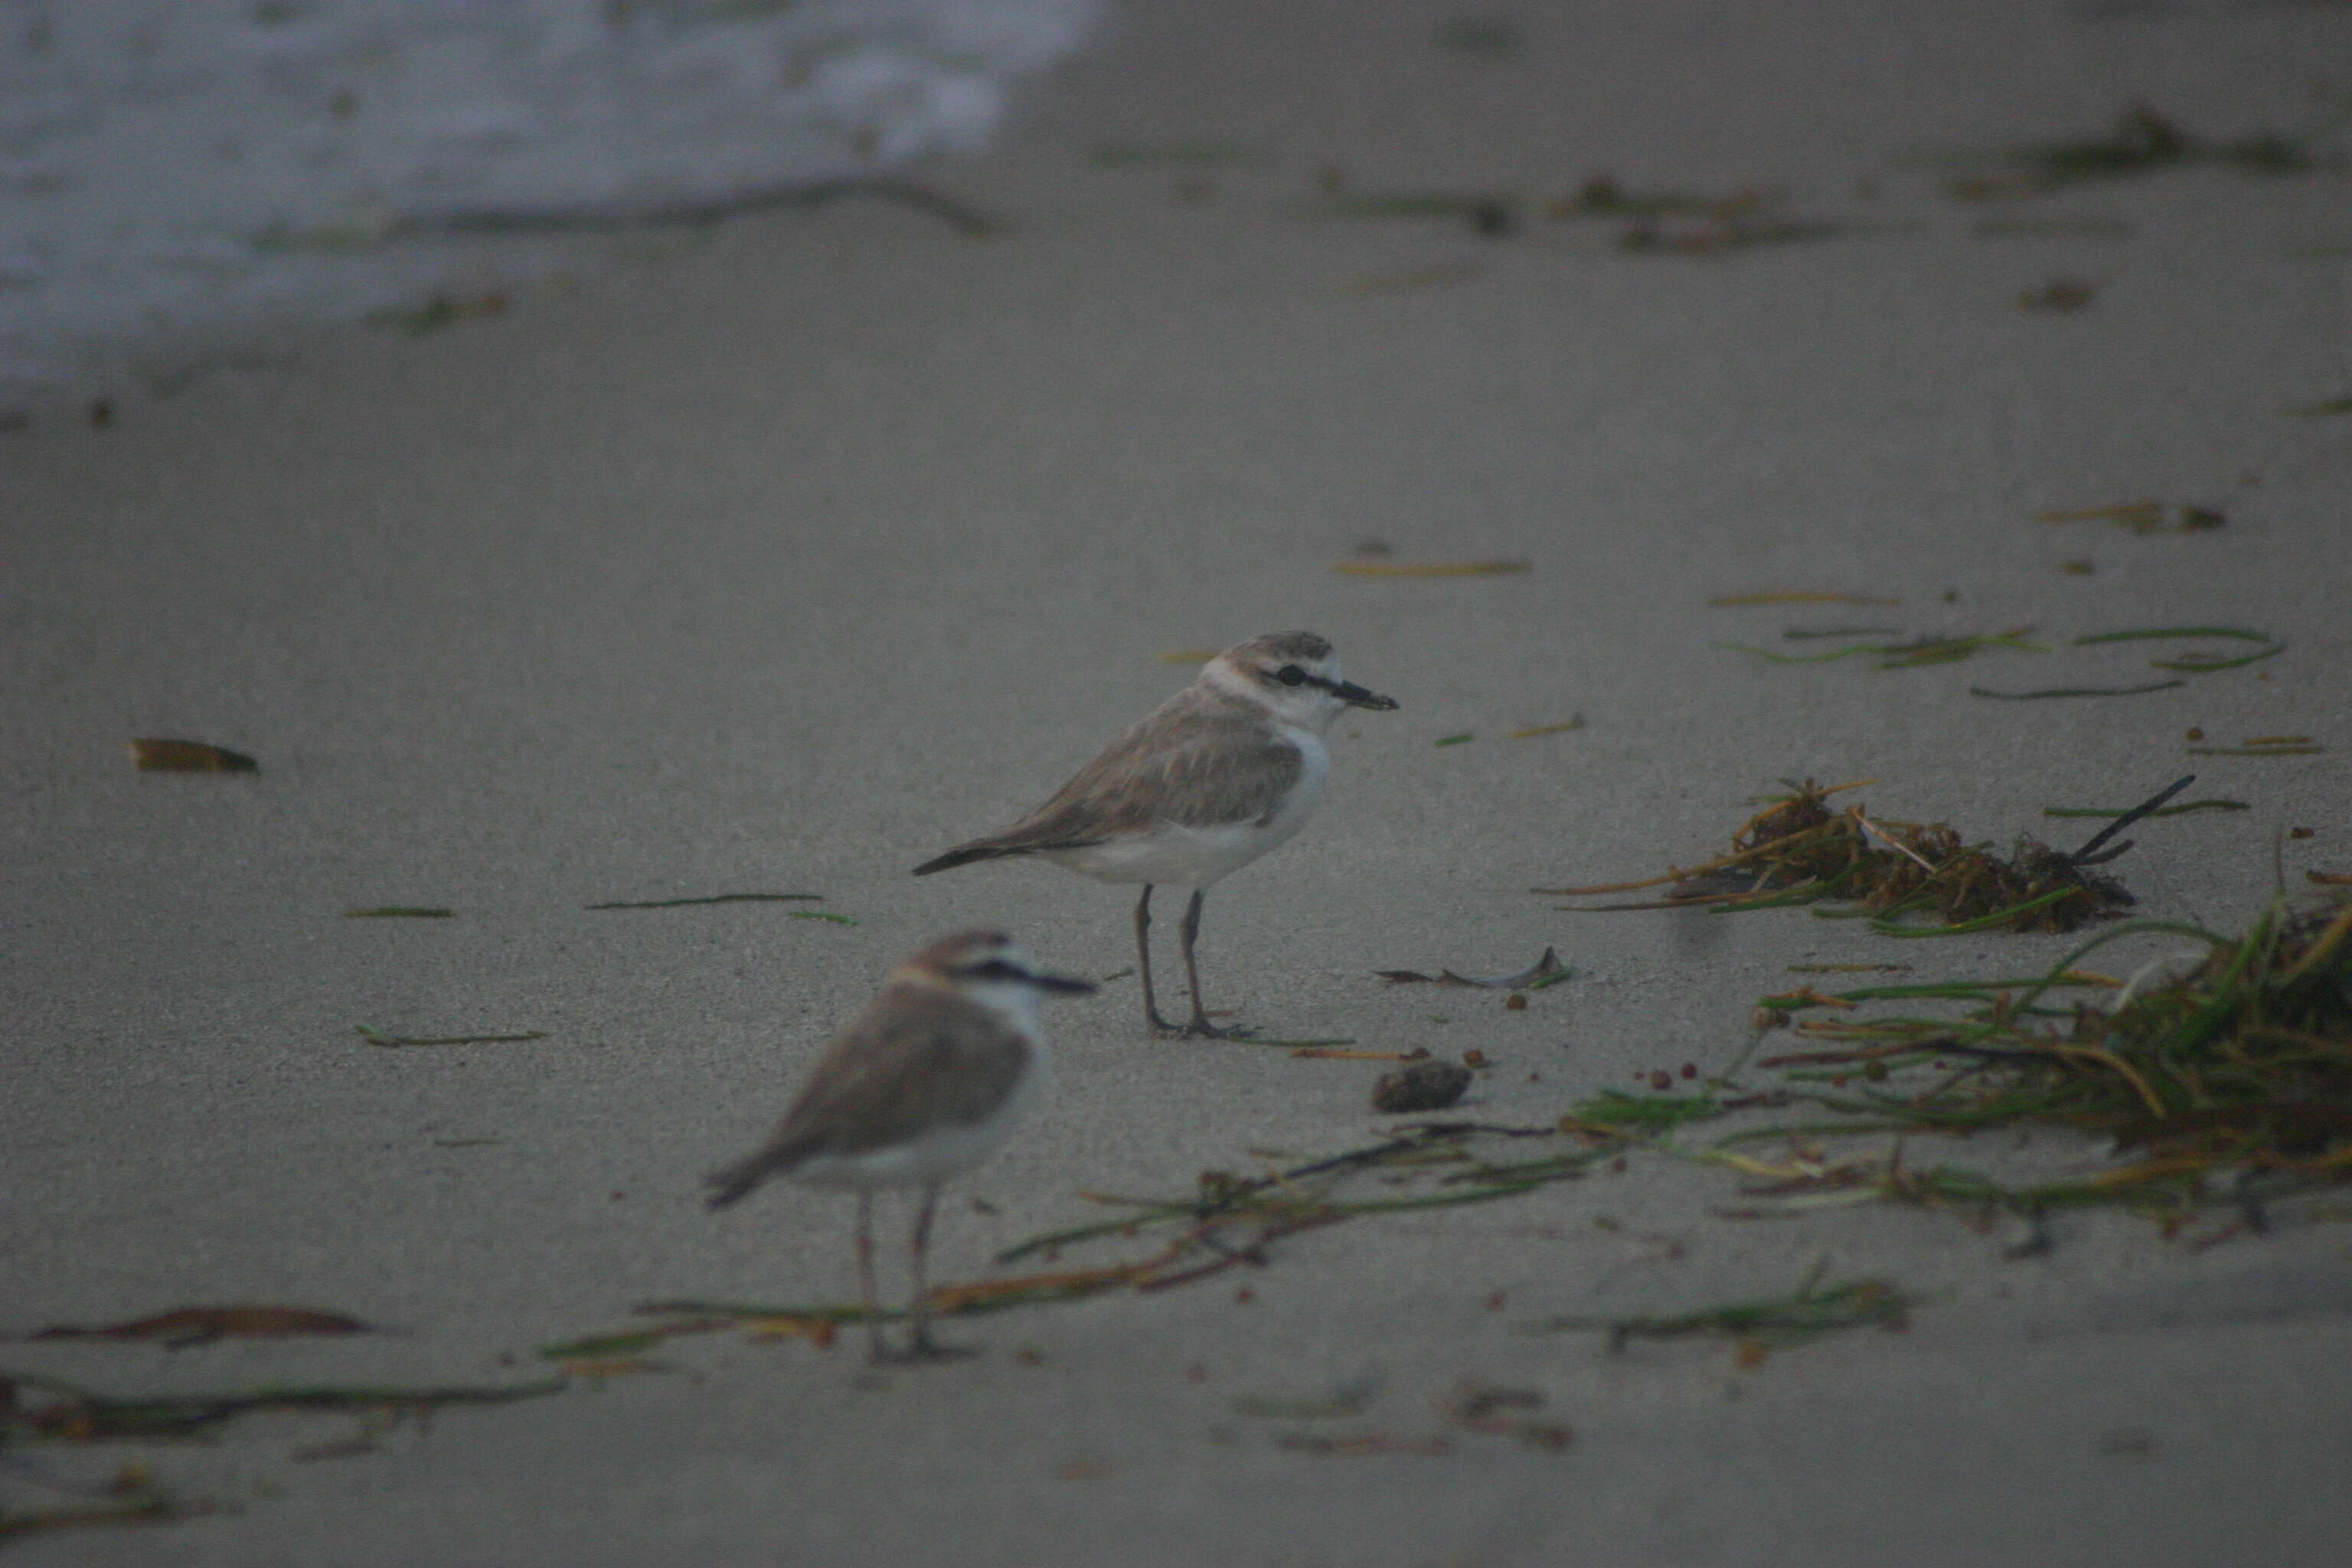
914,688,1305,877
703,986,1030,1206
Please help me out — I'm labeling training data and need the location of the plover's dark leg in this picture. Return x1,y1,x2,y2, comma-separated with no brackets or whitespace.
895,1180,974,1362
1178,888,1238,1038
854,1188,887,1364
1135,884,1181,1037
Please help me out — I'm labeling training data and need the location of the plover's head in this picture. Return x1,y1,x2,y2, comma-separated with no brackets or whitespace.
1205,631,1400,729
900,929,1097,1014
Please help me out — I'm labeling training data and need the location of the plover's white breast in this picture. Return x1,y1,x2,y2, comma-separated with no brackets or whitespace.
787,1099,1031,1187
1043,724,1329,889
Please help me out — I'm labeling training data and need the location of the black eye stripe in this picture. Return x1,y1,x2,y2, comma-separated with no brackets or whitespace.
962,959,1031,982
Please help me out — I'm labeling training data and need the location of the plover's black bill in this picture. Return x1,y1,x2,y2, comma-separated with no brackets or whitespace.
1335,680,1400,710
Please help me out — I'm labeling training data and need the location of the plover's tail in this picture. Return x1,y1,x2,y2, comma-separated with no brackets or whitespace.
702,1155,773,1210
911,841,1036,876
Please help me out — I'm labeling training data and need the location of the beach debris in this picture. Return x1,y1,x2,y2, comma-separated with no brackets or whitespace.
1930,100,2340,200
1550,175,1779,221
2036,501,2224,533
1616,211,1854,255
354,1024,549,1048
129,739,258,773
1970,680,2185,700
1438,1383,1573,1450
1720,626,2044,668
1522,1262,1914,1358
0,1367,561,1444
1433,733,1474,747
583,892,825,910
1729,890,2352,1218
2073,625,2281,673
2043,798,2246,821
1375,947,1568,990
341,906,454,918
0,1468,205,1544
405,178,1001,240
2285,394,2352,418
1547,177,1854,253
2017,276,2099,311
1373,1060,1474,1112
18,1307,375,1349
1507,717,1586,739
1331,558,1531,577
632,1127,1556,1340
1303,178,1519,238
546,1356,671,1381
1540,777,2139,934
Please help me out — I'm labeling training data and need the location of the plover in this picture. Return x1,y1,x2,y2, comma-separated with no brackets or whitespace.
912,632,1398,1038
704,929,1094,1364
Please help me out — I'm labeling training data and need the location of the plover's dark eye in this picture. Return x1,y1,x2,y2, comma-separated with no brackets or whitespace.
1275,665,1308,687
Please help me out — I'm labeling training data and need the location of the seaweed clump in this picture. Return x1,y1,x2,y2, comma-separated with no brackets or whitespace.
1544,779,2135,936
1750,892,2352,1217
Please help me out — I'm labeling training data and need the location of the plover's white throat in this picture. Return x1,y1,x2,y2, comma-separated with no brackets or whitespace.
912,632,1398,1038
704,929,1093,1364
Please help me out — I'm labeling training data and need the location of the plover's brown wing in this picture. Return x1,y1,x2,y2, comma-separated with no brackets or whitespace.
913,687,1302,874
703,985,1031,1207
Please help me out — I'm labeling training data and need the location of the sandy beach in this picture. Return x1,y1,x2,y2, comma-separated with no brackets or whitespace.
5,2,2350,1562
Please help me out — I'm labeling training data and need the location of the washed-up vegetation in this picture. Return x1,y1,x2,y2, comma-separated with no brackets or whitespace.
583,893,826,910
1524,1260,1914,1361
1539,778,2143,935
572,1124,1615,1357
354,1024,549,1048
0,1367,560,1446
1548,177,1867,254
2073,626,2282,673
15,1307,374,1349
557,888,2348,1374
1375,947,1569,989
1720,627,2044,669
1721,891,2352,1227
1927,100,2348,200
129,739,258,773
1970,680,2184,701
2036,501,2224,534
